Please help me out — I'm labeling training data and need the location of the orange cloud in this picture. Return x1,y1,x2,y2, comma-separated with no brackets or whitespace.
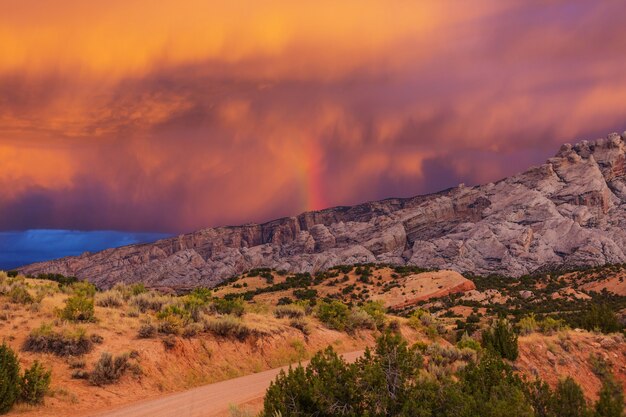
0,1,625,232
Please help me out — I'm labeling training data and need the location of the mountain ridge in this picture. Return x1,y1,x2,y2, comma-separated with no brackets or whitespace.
19,131,626,289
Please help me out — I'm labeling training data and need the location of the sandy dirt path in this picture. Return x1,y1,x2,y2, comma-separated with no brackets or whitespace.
90,350,364,417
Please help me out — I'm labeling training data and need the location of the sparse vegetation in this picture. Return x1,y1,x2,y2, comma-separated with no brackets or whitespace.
0,343,52,414
273,304,305,319
23,323,93,356
204,315,250,340
0,263,624,415
89,352,130,386
137,322,157,338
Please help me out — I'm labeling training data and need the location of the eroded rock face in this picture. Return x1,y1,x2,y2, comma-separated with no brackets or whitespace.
19,132,626,289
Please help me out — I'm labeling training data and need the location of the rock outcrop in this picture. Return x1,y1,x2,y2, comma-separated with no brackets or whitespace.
19,132,626,289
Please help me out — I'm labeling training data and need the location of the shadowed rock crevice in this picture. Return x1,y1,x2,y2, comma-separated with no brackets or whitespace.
20,132,626,289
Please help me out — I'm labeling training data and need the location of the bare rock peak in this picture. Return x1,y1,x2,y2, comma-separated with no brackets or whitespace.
19,130,626,288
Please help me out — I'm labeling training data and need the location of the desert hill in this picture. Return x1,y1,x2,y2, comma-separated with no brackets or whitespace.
19,131,626,289
1,264,624,416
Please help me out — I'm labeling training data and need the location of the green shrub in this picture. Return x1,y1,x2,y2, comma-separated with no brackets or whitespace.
595,377,624,417
551,377,590,417
8,286,34,305
157,316,184,335
95,291,124,308
36,273,78,286
518,314,538,335
189,287,212,302
23,323,93,356
156,305,190,334
162,335,177,350
214,297,245,317
407,308,433,328
0,343,20,414
315,301,350,331
182,294,211,322
204,315,250,340
130,283,147,296
137,322,156,339
347,308,375,331
71,281,96,297
576,304,622,334
277,297,293,306
19,361,51,405
289,317,311,335
456,333,481,351
274,305,305,319
131,292,168,313
293,289,317,301
481,318,519,360
539,317,566,335
360,301,387,329
182,323,203,338
59,295,95,322
89,352,129,386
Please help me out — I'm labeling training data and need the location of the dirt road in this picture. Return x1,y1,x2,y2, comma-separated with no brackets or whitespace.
91,350,364,417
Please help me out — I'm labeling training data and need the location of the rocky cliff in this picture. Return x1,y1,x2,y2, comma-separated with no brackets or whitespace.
19,132,626,289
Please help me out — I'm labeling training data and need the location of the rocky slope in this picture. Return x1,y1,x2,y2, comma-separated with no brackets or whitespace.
19,131,626,289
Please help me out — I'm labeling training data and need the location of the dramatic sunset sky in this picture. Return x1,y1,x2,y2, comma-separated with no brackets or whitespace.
1,0,625,267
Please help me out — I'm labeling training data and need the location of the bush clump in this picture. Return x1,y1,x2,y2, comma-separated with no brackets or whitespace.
137,322,157,339
95,290,124,308
88,352,129,386
0,343,20,413
204,315,250,341
59,294,95,322
360,301,387,329
23,323,93,356
576,304,622,334
274,304,305,319
214,297,245,317
0,344,52,413
481,318,519,360
8,286,34,305
182,323,203,338
19,361,51,405
289,317,311,336
315,301,350,331
131,292,168,313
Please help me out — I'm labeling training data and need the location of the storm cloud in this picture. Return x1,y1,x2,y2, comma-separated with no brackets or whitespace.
1,0,625,235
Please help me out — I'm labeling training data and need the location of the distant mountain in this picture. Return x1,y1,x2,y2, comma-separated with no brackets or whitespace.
20,131,626,289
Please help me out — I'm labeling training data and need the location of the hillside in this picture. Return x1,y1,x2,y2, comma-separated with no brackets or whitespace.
18,131,626,289
2,264,624,415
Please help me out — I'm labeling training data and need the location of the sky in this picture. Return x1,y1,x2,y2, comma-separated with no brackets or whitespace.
1,0,626,266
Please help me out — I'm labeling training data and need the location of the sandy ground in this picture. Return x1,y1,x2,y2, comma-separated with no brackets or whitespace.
4,280,420,417
213,267,476,309
370,270,475,309
516,331,626,401
89,351,364,417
